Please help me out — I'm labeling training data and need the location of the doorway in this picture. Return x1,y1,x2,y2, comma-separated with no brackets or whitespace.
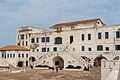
18,61,23,67
53,56,64,69
94,55,107,67
26,61,28,66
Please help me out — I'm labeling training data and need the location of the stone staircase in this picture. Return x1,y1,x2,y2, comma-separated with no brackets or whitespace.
35,53,49,65
67,51,88,68
61,42,89,68
35,42,89,69
1,58,16,69
0,58,9,67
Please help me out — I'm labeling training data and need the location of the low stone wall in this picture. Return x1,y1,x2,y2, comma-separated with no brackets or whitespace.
117,64,120,80
101,60,120,80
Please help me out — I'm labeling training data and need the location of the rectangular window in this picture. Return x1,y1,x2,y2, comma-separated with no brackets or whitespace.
5,54,6,59
26,41,28,46
26,54,28,58
98,32,101,39
36,38,39,43
31,38,35,43
81,46,85,51
88,47,92,51
70,36,73,44
82,34,84,41
97,45,103,51
53,47,57,51
22,41,24,46
105,32,109,39
116,31,120,38
22,54,24,58
55,61,59,65
13,54,15,58
18,54,20,58
46,37,50,42
7,54,9,58
115,45,120,50
21,34,24,39
10,54,12,58
88,34,91,40
37,49,39,52
106,47,109,51
42,37,45,42
42,48,46,52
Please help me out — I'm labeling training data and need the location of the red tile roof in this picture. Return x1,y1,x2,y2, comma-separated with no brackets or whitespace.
50,18,103,28
0,45,30,51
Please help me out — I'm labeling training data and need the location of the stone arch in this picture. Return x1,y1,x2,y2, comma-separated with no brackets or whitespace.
52,56,64,69
94,55,107,67
17,61,24,67
113,56,119,60
29,56,36,62
29,56,36,67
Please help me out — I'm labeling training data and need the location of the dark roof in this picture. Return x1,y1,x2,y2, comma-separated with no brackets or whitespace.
0,45,30,51
50,18,103,28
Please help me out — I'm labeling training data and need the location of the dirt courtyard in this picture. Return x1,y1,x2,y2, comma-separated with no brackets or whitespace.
0,67,101,80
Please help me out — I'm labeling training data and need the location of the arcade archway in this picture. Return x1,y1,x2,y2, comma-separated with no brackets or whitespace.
29,56,36,67
29,56,36,62
94,55,107,67
18,61,23,67
52,56,64,69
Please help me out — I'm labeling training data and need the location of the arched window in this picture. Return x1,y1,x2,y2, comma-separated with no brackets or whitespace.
97,45,103,51
54,37,62,44
31,38,35,43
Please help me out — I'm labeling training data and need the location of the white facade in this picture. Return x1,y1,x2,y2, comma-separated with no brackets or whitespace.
16,18,120,69
0,45,30,68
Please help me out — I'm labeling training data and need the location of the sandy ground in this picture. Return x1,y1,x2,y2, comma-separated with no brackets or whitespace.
0,67,101,80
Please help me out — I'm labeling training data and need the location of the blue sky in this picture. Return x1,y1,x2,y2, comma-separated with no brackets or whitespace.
0,0,120,47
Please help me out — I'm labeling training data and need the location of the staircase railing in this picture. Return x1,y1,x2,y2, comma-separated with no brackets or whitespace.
1,58,16,69
35,53,48,65
63,42,74,51
0,58,9,67
67,51,87,68
64,42,88,68
35,41,88,68
35,42,72,66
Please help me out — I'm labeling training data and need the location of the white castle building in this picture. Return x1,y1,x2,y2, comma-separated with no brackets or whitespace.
0,18,120,79
0,45,30,68
15,18,120,70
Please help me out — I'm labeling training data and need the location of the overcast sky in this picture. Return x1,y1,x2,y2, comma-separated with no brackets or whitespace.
0,0,120,47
